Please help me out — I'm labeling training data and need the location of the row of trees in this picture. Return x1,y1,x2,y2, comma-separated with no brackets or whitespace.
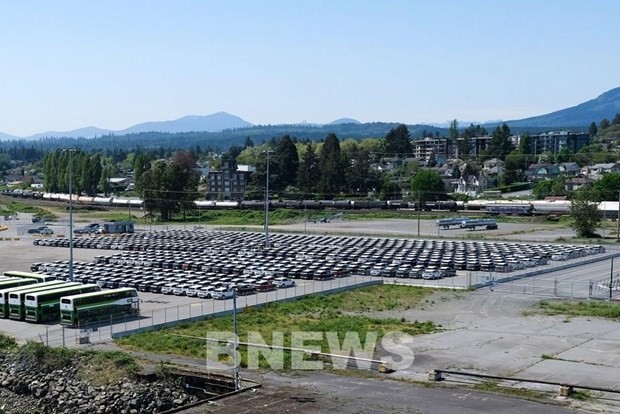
42,150,113,196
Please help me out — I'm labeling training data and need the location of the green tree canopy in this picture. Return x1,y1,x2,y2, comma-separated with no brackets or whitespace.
570,186,602,238
136,160,200,220
384,124,412,156
297,142,320,197
410,169,446,201
592,172,620,201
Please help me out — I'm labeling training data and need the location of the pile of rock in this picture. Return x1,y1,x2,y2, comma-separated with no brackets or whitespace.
0,352,198,414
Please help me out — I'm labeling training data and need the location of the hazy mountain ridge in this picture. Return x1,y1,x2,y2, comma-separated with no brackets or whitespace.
1,87,619,141
1,112,253,140
499,87,620,128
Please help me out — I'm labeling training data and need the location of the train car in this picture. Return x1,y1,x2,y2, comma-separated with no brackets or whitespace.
195,200,216,209
270,200,290,209
93,197,113,206
77,196,95,205
240,200,265,210
486,204,534,216
386,200,407,209
214,200,240,209
332,200,351,209
302,200,323,210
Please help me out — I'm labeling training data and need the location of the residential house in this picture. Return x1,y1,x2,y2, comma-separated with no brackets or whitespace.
454,174,489,197
525,163,562,181
558,162,580,176
483,158,504,171
587,163,620,178
565,177,594,192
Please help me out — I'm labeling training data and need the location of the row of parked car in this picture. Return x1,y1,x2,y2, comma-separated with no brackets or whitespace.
31,260,297,300
32,230,607,287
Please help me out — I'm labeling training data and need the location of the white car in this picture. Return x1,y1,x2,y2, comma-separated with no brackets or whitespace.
274,277,295,288
212,288,235,300
185,285,203,297
197,286,217,299
161,283,177,295
422,270,442,280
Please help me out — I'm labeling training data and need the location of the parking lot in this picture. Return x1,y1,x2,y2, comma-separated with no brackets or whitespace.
0,227,614,344
28,229,611,291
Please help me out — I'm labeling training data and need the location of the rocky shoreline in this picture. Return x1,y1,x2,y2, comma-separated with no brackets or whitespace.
0,352,198,414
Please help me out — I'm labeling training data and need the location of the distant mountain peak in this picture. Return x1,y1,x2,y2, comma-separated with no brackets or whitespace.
330,118,361,125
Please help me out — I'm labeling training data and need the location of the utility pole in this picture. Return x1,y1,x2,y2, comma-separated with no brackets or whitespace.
610,257,614,301
616,191,620,242
264,151,273,249
232,290,239,390
417,190,421,238
64,148,77,282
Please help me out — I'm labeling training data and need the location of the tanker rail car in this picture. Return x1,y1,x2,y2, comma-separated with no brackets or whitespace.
5,189,616,216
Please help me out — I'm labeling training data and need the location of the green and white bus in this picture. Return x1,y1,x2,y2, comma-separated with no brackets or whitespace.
0,280,67,318
7,282,80,320
0,278,37,291
3,270,57,283
60,288,140,326
24,284,101,323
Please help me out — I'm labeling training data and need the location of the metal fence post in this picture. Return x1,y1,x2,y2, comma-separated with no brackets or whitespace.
45,327,49,346
62,327,65,348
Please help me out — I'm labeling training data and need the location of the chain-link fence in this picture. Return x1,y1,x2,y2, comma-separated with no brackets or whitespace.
35,275,382,347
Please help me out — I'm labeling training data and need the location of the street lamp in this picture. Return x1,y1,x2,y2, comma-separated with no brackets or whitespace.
63,148,77,282
264,151,273,249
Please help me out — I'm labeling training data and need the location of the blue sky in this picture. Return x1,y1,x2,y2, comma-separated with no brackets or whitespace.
0,0,618,136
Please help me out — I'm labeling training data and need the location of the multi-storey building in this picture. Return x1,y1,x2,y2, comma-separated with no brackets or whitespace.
453,136,493,159
413,137,451,160
206,159,254,200
529,131,589,156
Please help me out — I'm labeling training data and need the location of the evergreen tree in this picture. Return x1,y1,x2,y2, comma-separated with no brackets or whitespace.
589,122,598,138
273,135,299,191
318,133,344,198
297,142,320,196
384,124,412,156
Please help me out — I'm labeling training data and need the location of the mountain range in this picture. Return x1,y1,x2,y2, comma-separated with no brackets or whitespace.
1,87,619,141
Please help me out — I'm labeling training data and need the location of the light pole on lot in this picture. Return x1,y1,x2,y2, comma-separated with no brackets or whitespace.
616,191,620,242
264,151,273,249
232,290,240,390
64,148,77,282
610,257,614,301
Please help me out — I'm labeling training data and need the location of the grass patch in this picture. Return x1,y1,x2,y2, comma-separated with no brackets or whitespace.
77,350,141,386
16,341,78,372
569,390,591,400
538,300,620,320
116,285,439,369
0,200,57,221
0,333,17,349
473,380,549,400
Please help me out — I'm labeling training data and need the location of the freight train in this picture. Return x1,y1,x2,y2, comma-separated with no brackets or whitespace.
2,188,607,216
